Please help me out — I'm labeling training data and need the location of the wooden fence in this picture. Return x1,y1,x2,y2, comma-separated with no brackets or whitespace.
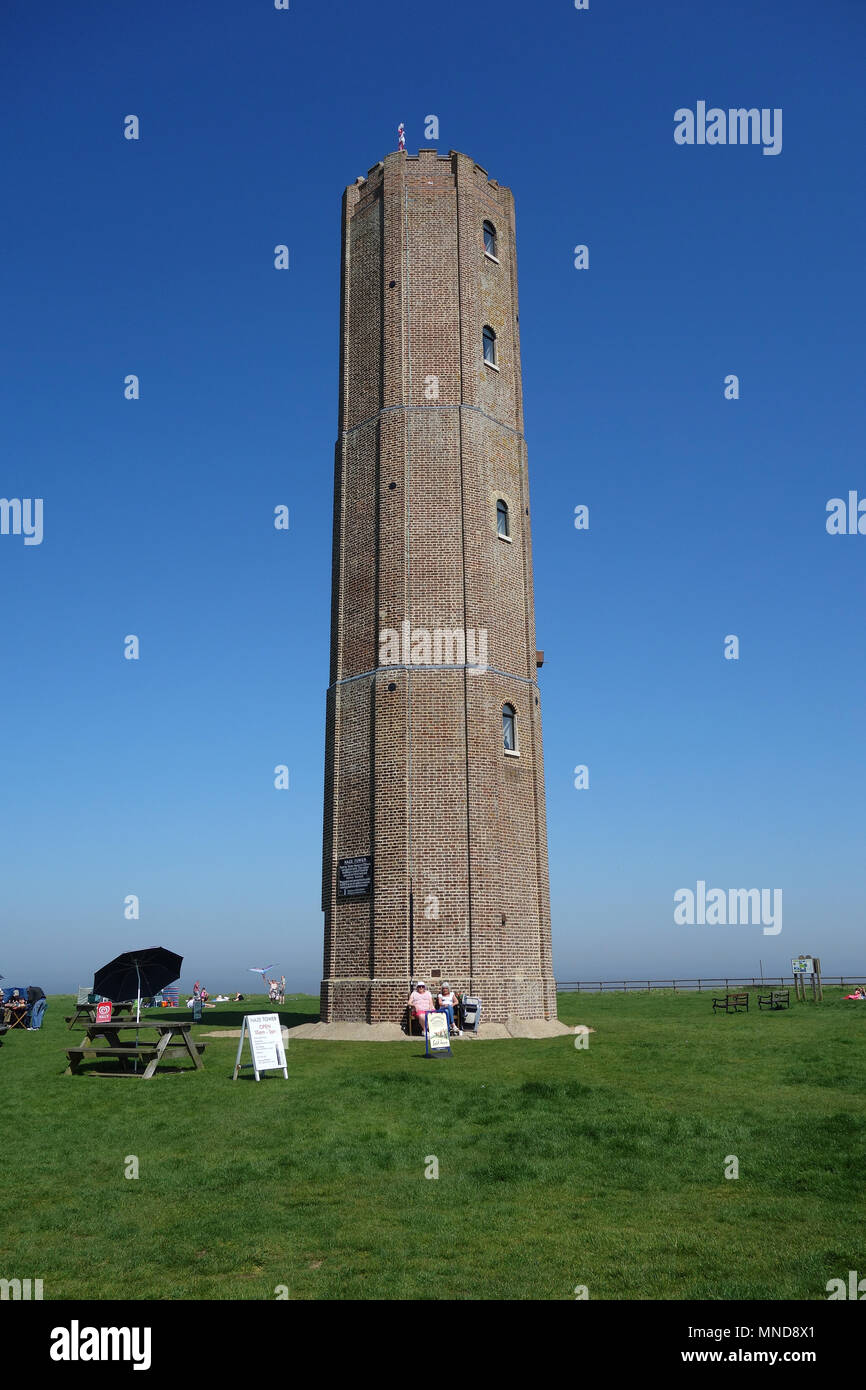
557,975,863,993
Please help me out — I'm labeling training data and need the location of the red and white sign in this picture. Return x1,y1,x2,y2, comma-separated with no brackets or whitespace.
95,1002,113,1023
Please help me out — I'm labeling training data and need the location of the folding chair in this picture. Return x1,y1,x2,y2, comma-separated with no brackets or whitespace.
3,990,30,1030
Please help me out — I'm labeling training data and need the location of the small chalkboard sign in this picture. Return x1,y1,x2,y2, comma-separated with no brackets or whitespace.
338,855,373,899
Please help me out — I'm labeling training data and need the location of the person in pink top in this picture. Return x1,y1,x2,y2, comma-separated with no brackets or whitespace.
408,981,435,1034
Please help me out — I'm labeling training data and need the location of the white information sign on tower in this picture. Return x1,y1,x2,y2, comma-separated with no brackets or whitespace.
232,1012,288,1081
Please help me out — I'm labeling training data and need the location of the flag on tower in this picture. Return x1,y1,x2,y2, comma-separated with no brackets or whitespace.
397,123,405,151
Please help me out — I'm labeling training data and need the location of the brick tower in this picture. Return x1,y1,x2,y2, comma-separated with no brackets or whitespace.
321,147,556,1024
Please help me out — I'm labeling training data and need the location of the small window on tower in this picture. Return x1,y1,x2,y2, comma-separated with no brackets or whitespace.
496,499,510,539
483,221,498,259
503,704,518,754
483,325,497,367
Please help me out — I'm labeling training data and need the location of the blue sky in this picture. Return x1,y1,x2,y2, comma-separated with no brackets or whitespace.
1,0,863,995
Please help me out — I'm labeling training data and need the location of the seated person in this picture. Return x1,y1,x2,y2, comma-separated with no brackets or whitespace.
407,981,435,1034
844,987,866,999
436,983,460,1035
5,991,27,1025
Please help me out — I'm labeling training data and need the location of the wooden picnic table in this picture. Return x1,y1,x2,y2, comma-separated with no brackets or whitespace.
65,1001,137,1030
65,1019,205,1079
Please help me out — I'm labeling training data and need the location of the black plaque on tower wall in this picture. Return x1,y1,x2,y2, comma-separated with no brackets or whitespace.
337,855,373,899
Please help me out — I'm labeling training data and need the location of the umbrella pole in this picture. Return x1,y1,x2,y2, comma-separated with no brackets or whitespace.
134,963,141,1072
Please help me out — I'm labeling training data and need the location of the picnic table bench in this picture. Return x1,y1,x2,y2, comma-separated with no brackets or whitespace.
758,988,790,1010
712,991,750,1014
65,1019,205,1079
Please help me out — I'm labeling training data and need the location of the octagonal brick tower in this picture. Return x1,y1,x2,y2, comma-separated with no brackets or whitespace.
321,147,555,1023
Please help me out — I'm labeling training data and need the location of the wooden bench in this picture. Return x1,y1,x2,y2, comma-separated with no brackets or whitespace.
758,988,790,1010
712,991,749,1014
67,1043,207,1059
66,1039,205,1078
406,1000,461,1036
67,1045,159,1070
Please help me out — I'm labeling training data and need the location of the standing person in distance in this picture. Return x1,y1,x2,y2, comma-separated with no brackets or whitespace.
27,984,47,1030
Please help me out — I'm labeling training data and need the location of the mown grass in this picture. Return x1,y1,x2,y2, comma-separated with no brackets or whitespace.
1,989,864,1300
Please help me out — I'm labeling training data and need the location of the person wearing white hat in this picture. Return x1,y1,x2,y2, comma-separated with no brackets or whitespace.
407,980,434,1035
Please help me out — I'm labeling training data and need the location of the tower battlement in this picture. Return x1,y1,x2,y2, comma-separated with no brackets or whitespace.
352,148,509,194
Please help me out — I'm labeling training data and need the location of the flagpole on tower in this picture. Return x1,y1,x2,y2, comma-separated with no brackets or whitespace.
397,122,405,152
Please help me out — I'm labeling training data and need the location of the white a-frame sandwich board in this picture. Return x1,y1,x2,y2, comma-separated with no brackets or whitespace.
232,1012,288,1081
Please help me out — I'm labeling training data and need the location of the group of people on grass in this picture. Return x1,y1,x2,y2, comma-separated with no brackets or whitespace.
1,985,47,1030
184,980,281,1008
186,981,215,1008
407,981,462,1035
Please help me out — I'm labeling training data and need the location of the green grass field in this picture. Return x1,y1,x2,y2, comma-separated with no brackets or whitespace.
1,989,864,1300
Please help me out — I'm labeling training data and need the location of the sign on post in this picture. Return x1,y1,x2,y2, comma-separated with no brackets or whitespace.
425,1010,451,1058
232,1013,288,1082
792,955,823,1002
95,1002,113,1023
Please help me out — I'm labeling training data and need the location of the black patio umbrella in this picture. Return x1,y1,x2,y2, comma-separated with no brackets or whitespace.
94,947,183,1023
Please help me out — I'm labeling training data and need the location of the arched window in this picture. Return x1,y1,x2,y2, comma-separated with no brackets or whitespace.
483,220,497,258
483,325,497,366
496,499,510,538
502,704,517,753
